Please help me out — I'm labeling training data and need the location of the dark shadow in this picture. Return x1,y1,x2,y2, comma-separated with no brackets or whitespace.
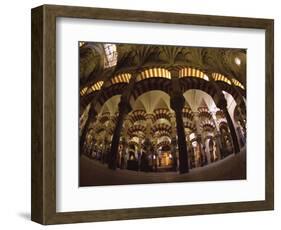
18,212,31,220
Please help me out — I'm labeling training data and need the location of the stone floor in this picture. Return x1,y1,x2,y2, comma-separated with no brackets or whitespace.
79,148,246,186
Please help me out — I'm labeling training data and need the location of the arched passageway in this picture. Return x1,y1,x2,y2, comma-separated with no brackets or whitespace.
79,42,247,185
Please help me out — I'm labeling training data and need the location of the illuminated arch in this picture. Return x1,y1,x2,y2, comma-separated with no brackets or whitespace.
153,108,172,123
137,68,171,82
94,83,128,112
86,81,104,94
179,67,209,81
231,78,245,89
182,106,194,120
151,123,172,135
98,112,111,124
131,80,172,105
95,94,121,117
111,73,132,85
183,89,218,112
212,73,232,85
80,86,88,96
180,78,221,105
200,120,216,132
128,110,147,124
154,130,172,139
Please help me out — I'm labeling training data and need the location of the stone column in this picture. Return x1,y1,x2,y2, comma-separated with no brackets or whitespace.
145,114,154,139
193,112,201,134
79,106,97,155
170,94,189,173
108,98,132,169
193,113,206,165
107,71,137,169
79,72,118,156
170,114,178,171
207,71,242,155
197,134,205,166
218,98,240,154
237,104,247,134
214,133,222,159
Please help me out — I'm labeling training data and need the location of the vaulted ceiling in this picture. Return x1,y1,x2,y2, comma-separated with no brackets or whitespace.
79,42,246,89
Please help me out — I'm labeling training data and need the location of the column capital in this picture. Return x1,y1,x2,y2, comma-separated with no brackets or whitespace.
167,67,179,78
128,72,138,82
205,71,214,81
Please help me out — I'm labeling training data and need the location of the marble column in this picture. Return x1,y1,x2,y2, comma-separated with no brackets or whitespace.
218,98,240,154
145,114,154,139
214,133,222,160
79,106,97,155
108,98,132,170
170,115,178,171
170,94,189,173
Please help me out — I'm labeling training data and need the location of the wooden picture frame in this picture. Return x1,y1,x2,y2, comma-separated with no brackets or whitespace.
31,4,274,225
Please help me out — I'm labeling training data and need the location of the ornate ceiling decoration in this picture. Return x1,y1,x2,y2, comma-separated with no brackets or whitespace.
80,43,246,90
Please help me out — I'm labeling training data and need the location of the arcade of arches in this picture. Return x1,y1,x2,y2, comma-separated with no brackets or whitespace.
79,43,246,185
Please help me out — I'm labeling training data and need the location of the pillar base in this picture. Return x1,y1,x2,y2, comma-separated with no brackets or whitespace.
179,167,189,174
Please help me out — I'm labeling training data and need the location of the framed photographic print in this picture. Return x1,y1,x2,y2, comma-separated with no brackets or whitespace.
31,4,274,225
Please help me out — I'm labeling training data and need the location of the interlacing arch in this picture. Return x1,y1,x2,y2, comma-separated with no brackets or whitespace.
215,110,227,125
85,81,104,95
128,140,141,149
212,73,232,85
128,110,147,124
80,86,88,96
198,110,213,120
110,115,118,125
81,67,245,116
179,67,209,81
219,121,229,130
152,108,172,123
128,124,146,133
131,78,172,104
127,124,146,137
129,132,146,140
216,110,225,119
200,120,216,132
231,78,244,90
94,84,126,112
81,75,244,154
98,112,111,124
212,73,245,104
156,140,171,150
79,43,247,177
154,130,172,139
184,120,196,131
137,68,171,82
151,123,172,135
180,78,221,105
110,73,131,85
182,106,194,120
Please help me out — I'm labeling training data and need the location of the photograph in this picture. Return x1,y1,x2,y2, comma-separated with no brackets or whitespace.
29,3,274,225
78,42,247,186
